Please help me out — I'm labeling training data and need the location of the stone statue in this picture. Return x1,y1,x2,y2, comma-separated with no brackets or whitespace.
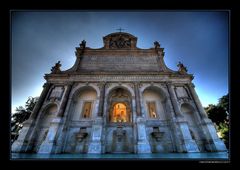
80,40,86,48
177,61,188,74
51,61,61,74
154,41,160,48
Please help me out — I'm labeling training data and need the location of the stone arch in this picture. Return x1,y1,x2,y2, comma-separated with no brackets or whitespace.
69,86,98,120
180,102,207,152
141,85,168,120
180,103,201,140
33,103,58,152
106,84,134,97
180,103,199,126
140,84,168,100
40,102,59,118
106,86,133,123
70,84,100,99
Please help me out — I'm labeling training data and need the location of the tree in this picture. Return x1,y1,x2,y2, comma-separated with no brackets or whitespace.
204,93,229,149
11,96,39,144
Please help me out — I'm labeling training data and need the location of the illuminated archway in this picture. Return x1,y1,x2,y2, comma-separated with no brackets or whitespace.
107,87,132,123
111,103,128,122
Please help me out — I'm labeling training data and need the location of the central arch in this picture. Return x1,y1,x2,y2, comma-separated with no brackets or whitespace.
111,103,129,123
107,87,133,123
105,87,134,153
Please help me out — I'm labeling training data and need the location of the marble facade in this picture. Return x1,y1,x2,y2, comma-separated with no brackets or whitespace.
12,32,227,154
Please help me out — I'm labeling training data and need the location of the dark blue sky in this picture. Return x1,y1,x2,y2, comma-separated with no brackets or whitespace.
11,11,229,113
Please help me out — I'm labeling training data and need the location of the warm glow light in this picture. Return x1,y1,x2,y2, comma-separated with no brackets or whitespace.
112,103,127,122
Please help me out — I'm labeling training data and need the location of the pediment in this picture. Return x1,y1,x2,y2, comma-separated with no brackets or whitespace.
103,32,137,49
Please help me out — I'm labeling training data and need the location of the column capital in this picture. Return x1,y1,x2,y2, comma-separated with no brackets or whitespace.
66,82,74,86
97,82,106,89
134,82,141,87
42,82,51,88
166,81,173,86
188,82,195,88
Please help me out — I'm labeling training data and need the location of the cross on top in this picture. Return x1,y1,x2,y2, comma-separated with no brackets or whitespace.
116,27,125,33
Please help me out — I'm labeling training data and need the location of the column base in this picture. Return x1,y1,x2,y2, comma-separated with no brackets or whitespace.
183,139,200,152
38,142,54,154
88,142,102,153
137,142,152,153
11,140,28,153
205,139,227,152
11,120,34,153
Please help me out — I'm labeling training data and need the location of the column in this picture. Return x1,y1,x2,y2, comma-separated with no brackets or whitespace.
97,82,106,117
88,82,105,153
57,83,73,117
38,83,73,153
166,82,199,152
187,83,228,151
187,83,208,119
12,82,51,153
87,118,103,153
166,82,182,117
38,118,62,153
136,117,151,153
134,82,141,117
30,82,51,119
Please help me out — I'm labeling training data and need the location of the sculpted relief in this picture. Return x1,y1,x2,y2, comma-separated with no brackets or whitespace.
109,36,131,49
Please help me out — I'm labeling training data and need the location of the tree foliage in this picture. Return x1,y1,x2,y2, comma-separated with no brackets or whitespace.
11,96,39,144
204,93,229,149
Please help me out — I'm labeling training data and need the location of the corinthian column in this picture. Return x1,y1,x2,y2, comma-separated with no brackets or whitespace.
57,83,73,117
30,82,51,120
166,82,182,117
97,82,106,117
134,82,141,117
187,83,227,151
166,82,199,152
187,83,208,119
12,82,51,153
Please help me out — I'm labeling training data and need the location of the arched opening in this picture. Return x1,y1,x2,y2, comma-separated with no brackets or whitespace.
34,104,58,152
111,103,128,123
181,103,203,151
108,88,132,123
180,103,198,126
105,87,134,153
142,86,167,120
71,86,97,120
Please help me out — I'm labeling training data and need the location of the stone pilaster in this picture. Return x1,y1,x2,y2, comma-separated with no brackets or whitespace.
30,82,51,119
38,117,62,153
186,83,227,152
87,117,103,153
166,82,182,117
177,120,200,152
165,89,184,152
34,83,73,153
136,117,151,153
11,119,35,152
166,82,199,152
200,119,227,152
97,82,106,117
57,83,73,117
134,82,141,117
187,83,208,119
12,82,51,153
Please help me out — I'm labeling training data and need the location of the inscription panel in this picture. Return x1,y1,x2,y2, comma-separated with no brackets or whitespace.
79,56,159,71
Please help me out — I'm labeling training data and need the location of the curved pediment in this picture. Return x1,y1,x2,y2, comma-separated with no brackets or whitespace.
103,32,137,49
